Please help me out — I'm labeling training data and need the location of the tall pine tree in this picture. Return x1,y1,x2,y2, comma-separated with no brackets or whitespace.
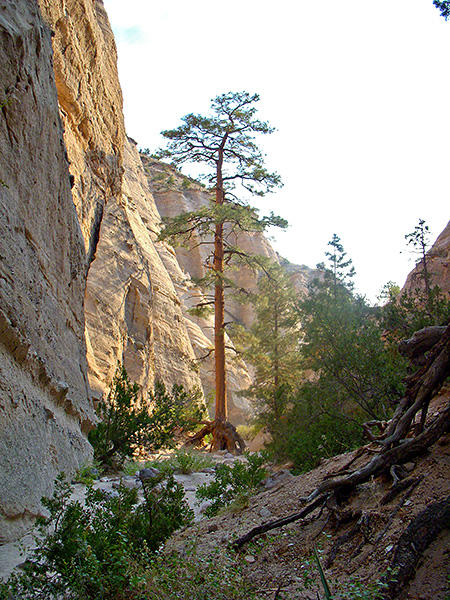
155,92,285,452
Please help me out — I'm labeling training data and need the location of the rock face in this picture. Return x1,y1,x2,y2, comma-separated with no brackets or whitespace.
85,138,203,398
37,0,125,265
0,0,317,545
403,220,450,296
0,1,95,543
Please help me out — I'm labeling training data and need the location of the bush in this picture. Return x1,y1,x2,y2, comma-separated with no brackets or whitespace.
0,473,194,600
88,366,205,469
196,452,268,516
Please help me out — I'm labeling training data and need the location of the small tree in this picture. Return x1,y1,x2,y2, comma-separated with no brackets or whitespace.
233,261,303,435
155,92,285,452
272,237,407,470
88,366,204,468
434,0,450,19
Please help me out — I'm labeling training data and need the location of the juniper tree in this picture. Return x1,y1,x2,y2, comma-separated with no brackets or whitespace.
155,92,285,451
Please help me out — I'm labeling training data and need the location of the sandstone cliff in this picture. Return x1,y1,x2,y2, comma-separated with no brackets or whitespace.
0,0,95,542
0,0,326,546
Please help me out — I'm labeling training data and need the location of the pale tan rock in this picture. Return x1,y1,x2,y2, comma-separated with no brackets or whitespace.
38,0,125,264
85,138,203,399
0,2,95,542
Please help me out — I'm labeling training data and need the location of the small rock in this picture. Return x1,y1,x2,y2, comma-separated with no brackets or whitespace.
138,467,160,482
259,507,272,519
385,544,394,553
244,555,256,563
224,452,235,459
201,467,215,474
120,476,140,489
207,523,219,533
98,488,120,499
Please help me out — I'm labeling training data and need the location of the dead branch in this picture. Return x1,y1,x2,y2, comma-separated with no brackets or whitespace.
230,493,330,551
398,325,446,365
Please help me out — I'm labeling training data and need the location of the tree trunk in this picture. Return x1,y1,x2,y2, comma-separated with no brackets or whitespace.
214,220,226,422
214,145,227,423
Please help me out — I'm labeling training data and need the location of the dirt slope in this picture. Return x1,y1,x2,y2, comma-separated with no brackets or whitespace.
166,392,450,599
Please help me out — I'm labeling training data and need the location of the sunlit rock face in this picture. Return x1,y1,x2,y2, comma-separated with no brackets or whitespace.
0,1,95,543
403,220,450,297
38,0,125,265
85,138,204,399
84,141,254,421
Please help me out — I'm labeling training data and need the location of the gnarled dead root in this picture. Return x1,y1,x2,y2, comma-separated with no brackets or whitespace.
184,419,246,455
231,324,450,555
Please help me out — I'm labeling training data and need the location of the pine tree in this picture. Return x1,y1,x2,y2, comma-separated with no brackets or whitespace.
155,92,285,452
234,261,303,434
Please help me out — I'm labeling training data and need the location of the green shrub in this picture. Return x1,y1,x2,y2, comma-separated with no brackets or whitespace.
196,452,268,516
88,366,205,469
0,472,193,600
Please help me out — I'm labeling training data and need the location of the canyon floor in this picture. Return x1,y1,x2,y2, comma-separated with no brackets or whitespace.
1,396,450,599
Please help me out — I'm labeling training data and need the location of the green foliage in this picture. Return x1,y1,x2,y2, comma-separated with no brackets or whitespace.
155,91,282,196
268,387,366,473
167,449,215,474
313,547,332,599
72,460,103,484
233,261,303,435
378,220,450,339
143,544,257,600
434,0,450,19
88,366,205,469
196,452,268,516
265,236,408,472
0,473,193,600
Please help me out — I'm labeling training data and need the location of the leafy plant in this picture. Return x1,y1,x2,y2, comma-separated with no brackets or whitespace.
0,472,193,600
196,452,268,516
88,366,205,469
167,449,215,474
72,460,103,484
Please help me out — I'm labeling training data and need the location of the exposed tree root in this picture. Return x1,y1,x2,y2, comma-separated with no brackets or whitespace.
184,419,246,454
380,475,423,506
382,494,450,599
230,324,450,553
230,493,330,550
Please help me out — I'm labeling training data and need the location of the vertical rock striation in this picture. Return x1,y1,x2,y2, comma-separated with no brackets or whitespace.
0,0,95,543
85,138,204,398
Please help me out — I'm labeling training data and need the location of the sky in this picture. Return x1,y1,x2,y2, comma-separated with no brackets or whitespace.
102,0,449,303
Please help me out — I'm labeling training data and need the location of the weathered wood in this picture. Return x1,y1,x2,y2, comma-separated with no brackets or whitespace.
383,495,450,599
398,326,446,364
230,493,329,550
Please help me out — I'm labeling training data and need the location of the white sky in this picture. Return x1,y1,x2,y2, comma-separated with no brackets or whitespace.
102,0,449,303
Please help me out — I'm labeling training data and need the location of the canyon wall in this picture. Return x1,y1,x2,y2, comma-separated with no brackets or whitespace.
0,0,95,543
0,0,257,546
